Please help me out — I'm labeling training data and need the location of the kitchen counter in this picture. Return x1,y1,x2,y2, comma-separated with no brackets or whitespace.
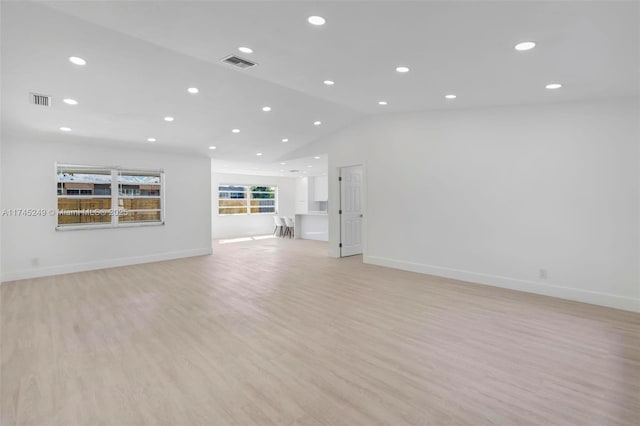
294,213,328,241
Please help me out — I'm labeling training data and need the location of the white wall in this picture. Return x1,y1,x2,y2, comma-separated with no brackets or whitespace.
291,98,640,311
1,136,212,281
211,169,296,239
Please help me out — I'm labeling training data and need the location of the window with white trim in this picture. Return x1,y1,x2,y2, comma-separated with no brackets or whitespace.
218,185,277,215
56,164,164,229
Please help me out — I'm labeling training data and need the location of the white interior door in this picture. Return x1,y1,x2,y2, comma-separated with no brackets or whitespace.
340,165,363,257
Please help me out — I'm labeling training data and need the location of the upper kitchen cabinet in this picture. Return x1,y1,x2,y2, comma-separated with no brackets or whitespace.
313,176,328,202
295,177,309,214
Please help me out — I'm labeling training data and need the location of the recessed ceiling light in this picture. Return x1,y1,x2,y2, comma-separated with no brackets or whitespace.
279,169,284,172
282,138,289,143
280,162,286,165
323,80,335,86
515,41,536,51
59,127,71,132
256,152,263,156
314,156,320,159
307,165,313,168
314,121,322,126
378,101,388,105
209,146,216,150
396,66,410,73
445,94,457,99
63,98,78,105
308,16,326,26
262,106,271,112
187,87,199,94
545,83,562,90
69,56,86,66
232,128,240,133
147,138,156,142
238,46,253,54
164,116,174,122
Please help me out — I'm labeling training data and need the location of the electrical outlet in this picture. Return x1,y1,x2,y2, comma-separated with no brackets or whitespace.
539,268,548,280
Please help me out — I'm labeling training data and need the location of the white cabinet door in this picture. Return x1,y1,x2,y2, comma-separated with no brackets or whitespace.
307,177,316,203
295,177,308,214
313,176,328,201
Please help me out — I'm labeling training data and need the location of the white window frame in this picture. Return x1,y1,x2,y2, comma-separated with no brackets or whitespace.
218,184,278,216
55,163,165,231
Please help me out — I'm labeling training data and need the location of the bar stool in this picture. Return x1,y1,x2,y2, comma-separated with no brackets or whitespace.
283,216,295,238
273,216,284,237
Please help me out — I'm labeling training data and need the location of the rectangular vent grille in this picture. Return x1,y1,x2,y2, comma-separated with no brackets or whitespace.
30,93,51,107
221,55,257,69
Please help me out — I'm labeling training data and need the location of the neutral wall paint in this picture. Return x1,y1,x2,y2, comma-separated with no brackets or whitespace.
289,98,640,311
1,136,213,281
211,169,296,240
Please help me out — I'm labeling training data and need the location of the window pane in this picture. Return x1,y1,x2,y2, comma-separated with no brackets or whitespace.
250,186,276,199
219,186,246,200
219,199,246,208
218,185,247,215
219,191,246,199
117,172,161,184
57,201,112,224
250,199,275,207
218,184,277,215
57,166,113,227
118,171,162,224
219,207,248,215
250,207,276,214
118,173,160,194
118,198,161,210
119,211,161,222
57,170,112,196
250,186,276,213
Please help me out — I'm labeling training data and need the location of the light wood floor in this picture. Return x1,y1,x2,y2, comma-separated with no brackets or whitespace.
2,238,639,425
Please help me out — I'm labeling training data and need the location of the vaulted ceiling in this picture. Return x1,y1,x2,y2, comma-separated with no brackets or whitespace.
2,1,638,170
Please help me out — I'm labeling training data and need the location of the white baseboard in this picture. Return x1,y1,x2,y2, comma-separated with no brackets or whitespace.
364,255,640,313
1,247,213,282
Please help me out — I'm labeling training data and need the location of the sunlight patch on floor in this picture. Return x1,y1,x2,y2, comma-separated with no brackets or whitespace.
253,234,277,240
219,235,277,244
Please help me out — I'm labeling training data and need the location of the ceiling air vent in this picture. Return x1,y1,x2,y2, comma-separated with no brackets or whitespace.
221,55,257,69
289,170,300,173
30,93,51,107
